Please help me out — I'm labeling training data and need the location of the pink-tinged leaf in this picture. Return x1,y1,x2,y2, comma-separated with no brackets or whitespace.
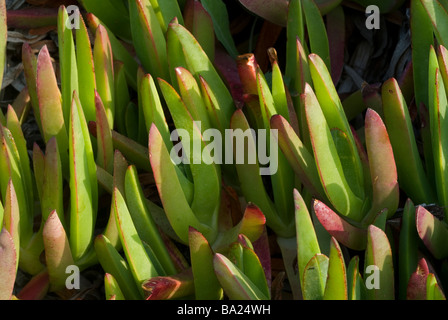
313,199,367,251
236,54,263,129
237,204,267,242
95,91,114,174
16,270,49,300
363,108,399,224
104,273,125,300
0,228,16,300
236,53,259,96
189,227,223,300
86,13,138,90
36,45,69,169
3,179,20,271
382,78,435,205
7,7,57,29
22,43,42,134
213,203,267,251
416,205,448,259
364,225,395,300
43,210,75,292
142,269,195,300
406,258,429,300
94,24,115,128
183,0,215,61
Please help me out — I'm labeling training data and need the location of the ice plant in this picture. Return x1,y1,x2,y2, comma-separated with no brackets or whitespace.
2,0,448,302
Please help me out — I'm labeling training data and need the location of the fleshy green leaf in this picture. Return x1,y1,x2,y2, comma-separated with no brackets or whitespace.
364,225,395,300
95,92,114,174
398,199,419,299
125,165,177,275
43,210,75,292
129,0,169,81
69,93,97,261
104,273,125,300
304,84,364,220
189,227,223,300
230,110,290,237
294,188,320,290
382,78,435,204
58,6,79,127
113,187,159,293
323,237,347,300
36,45,69,172
148,124,213,244
76,14,96,124
167,21,234,133
347,256,365,300
213,253,269,300
94,234,142,300
41,137,64,227
302,253,329,300
94,25,115,128
362,108,399,223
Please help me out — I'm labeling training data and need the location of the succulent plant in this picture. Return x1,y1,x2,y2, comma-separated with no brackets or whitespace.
1,0,448,302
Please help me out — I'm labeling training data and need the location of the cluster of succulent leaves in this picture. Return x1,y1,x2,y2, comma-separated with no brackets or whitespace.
1,0,448,301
